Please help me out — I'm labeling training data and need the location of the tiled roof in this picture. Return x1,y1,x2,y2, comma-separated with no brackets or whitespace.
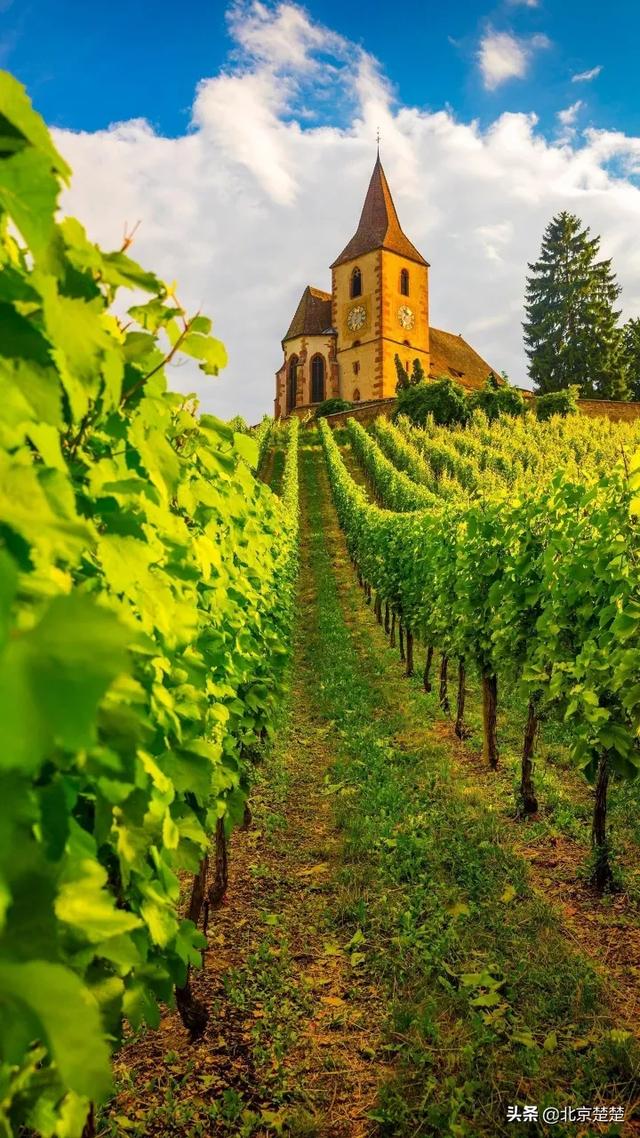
283,286,334,342
331,157,429,269
429,327,499,391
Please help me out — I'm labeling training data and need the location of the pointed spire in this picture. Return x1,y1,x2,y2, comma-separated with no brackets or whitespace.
330,156,428,269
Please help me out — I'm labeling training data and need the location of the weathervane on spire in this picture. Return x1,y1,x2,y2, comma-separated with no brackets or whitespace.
376,126,380,156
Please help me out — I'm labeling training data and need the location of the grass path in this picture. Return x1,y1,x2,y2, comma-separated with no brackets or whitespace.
103,441,387,1137
104,436,640,1138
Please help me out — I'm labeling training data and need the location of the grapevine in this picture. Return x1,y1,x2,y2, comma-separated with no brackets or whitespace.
320,415,640,884
0,73,298,1137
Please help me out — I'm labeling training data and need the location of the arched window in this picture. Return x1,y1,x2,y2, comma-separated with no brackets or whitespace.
287,354,298,414
400,268,409,296
350,267,362,298
311,354,325,403
353,388,361,402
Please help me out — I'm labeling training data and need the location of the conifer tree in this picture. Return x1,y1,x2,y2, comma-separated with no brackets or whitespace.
410,358,426,386
623,318,640,400
523,212,627,399
394,353,409,392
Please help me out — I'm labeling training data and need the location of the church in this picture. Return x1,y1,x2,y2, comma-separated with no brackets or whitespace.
274,154,500,418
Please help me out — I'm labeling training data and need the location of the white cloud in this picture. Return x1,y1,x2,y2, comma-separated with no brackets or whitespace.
474,221,514,264
477,29,550,91
506,0,539,6
557,99,584,127
572,65,602,83
226,0,348,70
54,3,640,418
583,127,640,177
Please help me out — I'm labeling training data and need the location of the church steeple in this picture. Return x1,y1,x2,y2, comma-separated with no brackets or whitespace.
274,145,502,419
330,156,429,269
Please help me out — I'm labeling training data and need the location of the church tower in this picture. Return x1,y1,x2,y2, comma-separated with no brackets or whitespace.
276,151,500,418
330,156,430,402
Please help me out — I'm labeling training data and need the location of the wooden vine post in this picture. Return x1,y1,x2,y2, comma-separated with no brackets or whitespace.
439,654,450,714
592,753,613,892
520,697,539,814
175,855,210,1039
482,673,499,769
423,645,433,692
454,658,466,738
405,629,414,677
209,817,229,908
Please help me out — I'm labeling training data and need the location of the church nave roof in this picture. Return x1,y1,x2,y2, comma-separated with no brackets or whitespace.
283,285,334,342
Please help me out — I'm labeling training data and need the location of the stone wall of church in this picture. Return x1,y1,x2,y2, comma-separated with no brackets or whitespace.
275,334,337,418
337,340,379,403
379,250,430,399
332,250,382,401
330,249,431,403
379,339,431,398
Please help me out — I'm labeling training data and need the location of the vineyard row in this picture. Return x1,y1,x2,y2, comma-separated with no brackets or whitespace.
320,416,640,892
0,71,300,1138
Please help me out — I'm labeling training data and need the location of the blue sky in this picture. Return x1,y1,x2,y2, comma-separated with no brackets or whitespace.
4,0,638,142
3,0,640,418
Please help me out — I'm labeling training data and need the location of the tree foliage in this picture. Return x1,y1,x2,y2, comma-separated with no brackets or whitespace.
623,317,640,401
535,386,580,421
394,353,409,393
314,397,353,418
411,358,426,386
0,71,298,1136
523,212,627,399
470,376,525,421
394,378,470,428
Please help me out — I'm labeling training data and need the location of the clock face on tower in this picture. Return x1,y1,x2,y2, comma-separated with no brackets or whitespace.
347,304,367,332
397,304,415,330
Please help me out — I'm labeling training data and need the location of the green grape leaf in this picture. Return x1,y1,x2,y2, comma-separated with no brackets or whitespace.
179,331,228,376
0,593,130,771
0,960,112,1100
129,298,182,333
0,71,70,176
100,251,163,294
233,431,259,468
0,548,18,647
189,315,212,334
0,301,52,365
56,859,143,942
0,148,60,260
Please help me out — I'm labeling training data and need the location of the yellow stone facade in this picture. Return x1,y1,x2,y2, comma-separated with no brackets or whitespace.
331,249,430,403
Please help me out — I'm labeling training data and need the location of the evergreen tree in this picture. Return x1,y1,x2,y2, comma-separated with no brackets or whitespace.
523,212,628,399
623,318,640,400
410,358,426,386
394,353,409,392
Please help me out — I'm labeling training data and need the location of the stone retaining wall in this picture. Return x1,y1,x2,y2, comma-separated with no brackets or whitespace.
318,393,640,428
